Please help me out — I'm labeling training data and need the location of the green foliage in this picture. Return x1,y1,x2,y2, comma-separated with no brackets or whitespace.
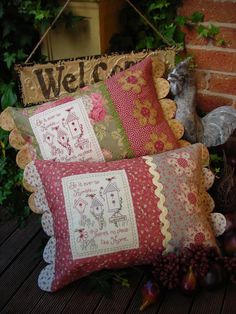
197,24,219,39
210,153,224,175
109,1,224,53
0,0,82,222
83,268,143,298
109,0,184,52
190,11,204,23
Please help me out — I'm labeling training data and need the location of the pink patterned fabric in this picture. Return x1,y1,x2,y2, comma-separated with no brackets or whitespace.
35,157,163,291
24,143,218,292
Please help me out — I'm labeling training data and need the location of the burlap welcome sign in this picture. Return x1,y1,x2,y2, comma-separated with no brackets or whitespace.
15,49,176,106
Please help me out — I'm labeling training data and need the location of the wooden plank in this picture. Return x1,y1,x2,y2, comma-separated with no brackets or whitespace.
0,230,44,310
1,262,45,313
94,270,143,314
157,291,193,314
0,214,41,275
61,279,103,313
125,276,165,314
221,283,236,314
190,286,226,314
30,281,79,313
0,218,18,246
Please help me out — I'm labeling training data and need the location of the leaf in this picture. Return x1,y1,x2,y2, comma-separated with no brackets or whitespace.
3,22,15,38
3,52,16,69
175,15,187,26
197,25,209,38
86,270,113,298
2,41,12,49
190,11,204,23
163,23,176,42
145,36,155,49
197,24,219,39
210,154,223,162
148,0,170,12
216,38,226,47
94,124,106,141
208,24,220,36
1,84,17,108
17,49,27,61
111,130,125,147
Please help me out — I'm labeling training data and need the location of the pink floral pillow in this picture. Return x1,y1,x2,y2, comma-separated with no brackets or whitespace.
1,56,185,170
23,143,225,292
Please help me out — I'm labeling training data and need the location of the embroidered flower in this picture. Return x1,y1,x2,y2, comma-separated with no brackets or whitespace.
118,70,146,93
177,183,199,214
167,152,196,177
76,229,88,242
186,223,212,246
133,100,157,126
144,132,173,154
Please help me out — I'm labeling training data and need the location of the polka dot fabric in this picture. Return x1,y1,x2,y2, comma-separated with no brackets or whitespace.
24,143,223,292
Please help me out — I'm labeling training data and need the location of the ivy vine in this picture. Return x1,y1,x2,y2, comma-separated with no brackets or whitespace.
109,0,225,53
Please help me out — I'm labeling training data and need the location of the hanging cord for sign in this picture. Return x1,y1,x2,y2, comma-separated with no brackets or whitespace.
125,0,172,47
25,0,71,64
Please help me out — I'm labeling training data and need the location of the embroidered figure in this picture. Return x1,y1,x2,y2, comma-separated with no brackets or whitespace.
64,108,89,151
75,228,98,251
104,177,120,213
43,131,60,156
53,126,72,156
75,228,88,242
43,131,54,147
65,109,83,139
109,197,127,228
90,196,105,230
74,198,88,225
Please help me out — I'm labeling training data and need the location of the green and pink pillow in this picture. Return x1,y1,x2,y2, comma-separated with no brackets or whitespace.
0,56,185,170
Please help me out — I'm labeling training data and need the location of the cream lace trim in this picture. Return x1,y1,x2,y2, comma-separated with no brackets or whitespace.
142,156,172,253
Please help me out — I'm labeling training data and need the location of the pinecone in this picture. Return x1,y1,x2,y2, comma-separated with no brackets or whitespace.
223,256,236,284
179,244,220,278
153,252,181,289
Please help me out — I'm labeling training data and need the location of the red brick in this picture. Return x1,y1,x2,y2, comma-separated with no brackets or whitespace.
182,26,208,46
215,28,236,50
187,48,236,72
195,71,208,90
197,92,234,112
183,26,236,49
208,73,236,95
179,0,236,23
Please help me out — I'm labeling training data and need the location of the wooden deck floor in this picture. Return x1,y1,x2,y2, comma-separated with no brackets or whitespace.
1,214,235,314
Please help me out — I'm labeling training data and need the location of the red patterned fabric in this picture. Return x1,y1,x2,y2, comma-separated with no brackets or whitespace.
24,143,218,292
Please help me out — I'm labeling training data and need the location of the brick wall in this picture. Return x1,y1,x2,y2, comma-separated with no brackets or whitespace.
179,0,236,113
